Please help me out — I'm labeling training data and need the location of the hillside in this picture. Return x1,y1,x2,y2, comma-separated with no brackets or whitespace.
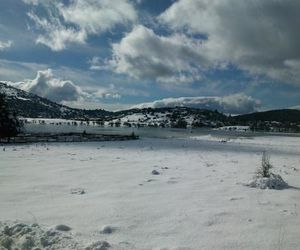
236,109,300,122
0,82,111,119
235,109,300,132
110,107,232,128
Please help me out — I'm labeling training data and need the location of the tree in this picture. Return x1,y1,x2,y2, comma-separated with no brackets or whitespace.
172,118,187,129
0,93,20,138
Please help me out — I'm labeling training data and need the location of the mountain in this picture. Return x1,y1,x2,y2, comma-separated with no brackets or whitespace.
0,82,111,119
236,109,300,123
110,107,232,128
0,82,233,128
234,109,300,132
1,82,300,131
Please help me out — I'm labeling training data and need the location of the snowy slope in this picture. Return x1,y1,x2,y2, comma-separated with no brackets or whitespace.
109,108,230,128
1,135,300,249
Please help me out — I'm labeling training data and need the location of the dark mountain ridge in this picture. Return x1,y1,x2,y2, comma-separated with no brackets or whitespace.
236,109,300,123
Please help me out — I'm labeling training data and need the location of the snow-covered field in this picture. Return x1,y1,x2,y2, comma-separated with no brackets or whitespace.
1,134,300,249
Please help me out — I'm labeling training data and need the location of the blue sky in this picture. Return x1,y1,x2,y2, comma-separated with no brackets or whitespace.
1,0,300,113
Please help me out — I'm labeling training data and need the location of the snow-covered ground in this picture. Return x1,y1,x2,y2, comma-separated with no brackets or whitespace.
1,134,300,249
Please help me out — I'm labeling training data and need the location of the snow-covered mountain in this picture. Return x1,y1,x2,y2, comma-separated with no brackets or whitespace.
112,107,231,128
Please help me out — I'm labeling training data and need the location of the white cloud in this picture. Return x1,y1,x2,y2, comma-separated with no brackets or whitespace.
107,25,210,83
0,40,13,51
94,89,121,99
289,105,300,110
28,12,86,51
59,0,137,34
11,69,121,103
15,69,84,102
88,57,109,71
159,0,300,85
61,101,131,111
132,93,261,114
22,0,39,5
27,0,137,51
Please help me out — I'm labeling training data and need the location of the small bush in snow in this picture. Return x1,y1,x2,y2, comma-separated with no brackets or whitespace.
246,152,288,190
247,173,288,190
257,152,272,178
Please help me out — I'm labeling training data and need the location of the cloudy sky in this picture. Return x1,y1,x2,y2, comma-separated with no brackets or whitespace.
1,0,300,113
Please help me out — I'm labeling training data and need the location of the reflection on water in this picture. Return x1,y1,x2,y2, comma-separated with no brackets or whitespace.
23,123,300,139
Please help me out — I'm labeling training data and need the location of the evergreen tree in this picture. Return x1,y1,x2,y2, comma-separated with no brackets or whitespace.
0,92,20,138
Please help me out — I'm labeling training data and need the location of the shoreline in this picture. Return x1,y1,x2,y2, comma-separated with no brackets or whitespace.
0,132,139,144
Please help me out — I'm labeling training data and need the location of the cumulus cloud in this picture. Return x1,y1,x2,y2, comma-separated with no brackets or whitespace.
107,25,210,83
15,69,84,102
132,93,261,114
0,40,13,51
94,89,121,99
59,0,137,34
27,12,86,51
159,0,300,85
27,0,137,51
13,69,120,103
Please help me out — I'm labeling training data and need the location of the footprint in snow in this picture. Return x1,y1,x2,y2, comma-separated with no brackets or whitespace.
55,224,72,231
147,179,156,182
100,225,117,234
229,197,244,201
70,188,85,195
152,170,160,175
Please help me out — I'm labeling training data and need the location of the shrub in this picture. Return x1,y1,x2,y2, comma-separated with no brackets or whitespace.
247,151,288,189
257,151,272,178
172,119,187,129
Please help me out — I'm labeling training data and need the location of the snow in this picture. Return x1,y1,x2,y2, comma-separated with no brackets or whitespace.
246,173,288,190
216,125,250,131
0,85,20,97
108,112,172,127
1,134,300,249
0,222,80,249
16,96,30,101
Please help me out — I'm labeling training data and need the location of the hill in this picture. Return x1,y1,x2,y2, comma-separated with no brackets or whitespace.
236,109,300,123
0,82,111,119
0,82,233,128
